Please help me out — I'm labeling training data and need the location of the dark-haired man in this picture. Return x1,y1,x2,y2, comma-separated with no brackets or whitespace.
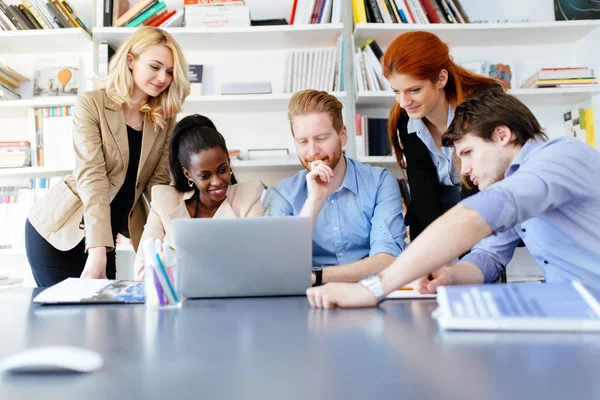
307,91,600,308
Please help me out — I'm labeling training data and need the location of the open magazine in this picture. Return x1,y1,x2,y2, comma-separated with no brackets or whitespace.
434,282,600,332
33,278,144,304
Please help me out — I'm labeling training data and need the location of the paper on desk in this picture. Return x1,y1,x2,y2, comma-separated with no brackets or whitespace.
33,278,145,304
386,289,437,299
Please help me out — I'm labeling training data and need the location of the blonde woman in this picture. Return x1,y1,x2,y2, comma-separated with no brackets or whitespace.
26,27,190,287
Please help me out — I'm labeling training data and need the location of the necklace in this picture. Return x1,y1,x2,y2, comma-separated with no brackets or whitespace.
126,119,144,130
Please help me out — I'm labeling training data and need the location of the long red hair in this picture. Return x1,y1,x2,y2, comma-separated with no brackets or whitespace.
383,31,501,168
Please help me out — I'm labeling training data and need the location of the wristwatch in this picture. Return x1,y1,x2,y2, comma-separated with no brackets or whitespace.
359,273,386,304
312,266,323,287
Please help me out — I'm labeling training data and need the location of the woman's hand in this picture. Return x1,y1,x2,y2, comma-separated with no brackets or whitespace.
81,247,108,279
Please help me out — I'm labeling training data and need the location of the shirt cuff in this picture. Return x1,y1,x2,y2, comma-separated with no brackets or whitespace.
459,189,516,232
369,243,403,258
460,250,503,283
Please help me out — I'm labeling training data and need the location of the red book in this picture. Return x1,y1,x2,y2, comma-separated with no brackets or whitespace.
420,0,441,23
289,0,298,24
144,9,167,26
150,9,175,27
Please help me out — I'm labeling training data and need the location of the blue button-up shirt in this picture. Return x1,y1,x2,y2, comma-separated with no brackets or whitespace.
268,157,406,266
460,137,600,289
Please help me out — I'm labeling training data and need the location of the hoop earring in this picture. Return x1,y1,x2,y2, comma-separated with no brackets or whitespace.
188,179,194,188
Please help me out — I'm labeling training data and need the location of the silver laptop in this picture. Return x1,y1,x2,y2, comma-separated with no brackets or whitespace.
172,217,312,298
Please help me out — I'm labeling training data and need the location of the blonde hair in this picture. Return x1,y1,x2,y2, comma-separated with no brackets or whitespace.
105,26,190,129
287,89,344,135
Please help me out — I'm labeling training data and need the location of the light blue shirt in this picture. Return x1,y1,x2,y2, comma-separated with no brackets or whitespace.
407,104,461,186
268,157,406,266
460,137,600,289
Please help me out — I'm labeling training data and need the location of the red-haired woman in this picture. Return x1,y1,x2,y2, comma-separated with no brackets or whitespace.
383,31,503,240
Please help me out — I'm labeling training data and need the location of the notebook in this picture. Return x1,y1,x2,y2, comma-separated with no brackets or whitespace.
33,278,144,304
434,281,600,332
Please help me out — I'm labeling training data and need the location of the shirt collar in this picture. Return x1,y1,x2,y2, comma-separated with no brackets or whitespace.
406,103,455,135
505,137,546,177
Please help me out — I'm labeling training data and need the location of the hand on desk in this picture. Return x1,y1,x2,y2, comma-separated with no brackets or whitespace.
306,282,378,309
411,266,453,294
80,247,107,280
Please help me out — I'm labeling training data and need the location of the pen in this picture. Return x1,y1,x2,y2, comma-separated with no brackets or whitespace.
398,286,413,291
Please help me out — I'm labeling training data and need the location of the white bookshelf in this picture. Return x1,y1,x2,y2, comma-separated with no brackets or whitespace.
357,156,397,167
93,24,344,51
0,166,72,180
355,87,600,108
0,28,91,54
184,92,347,113
0,96,78,109
353,21,600,47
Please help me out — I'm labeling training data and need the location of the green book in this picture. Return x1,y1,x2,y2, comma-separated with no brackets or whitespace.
125,1,165,28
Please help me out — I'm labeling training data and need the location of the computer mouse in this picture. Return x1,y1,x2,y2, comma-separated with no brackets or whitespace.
0,346,103,373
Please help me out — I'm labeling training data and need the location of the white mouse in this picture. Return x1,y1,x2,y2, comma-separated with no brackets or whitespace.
0,346,103,373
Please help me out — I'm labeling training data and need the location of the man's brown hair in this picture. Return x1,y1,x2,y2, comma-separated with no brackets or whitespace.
288,89,344,135
442,91,546,147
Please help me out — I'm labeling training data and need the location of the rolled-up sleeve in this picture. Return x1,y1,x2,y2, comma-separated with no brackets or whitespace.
460,227,521,283
267,187,294,217
459,140,592,233
369,169,406,257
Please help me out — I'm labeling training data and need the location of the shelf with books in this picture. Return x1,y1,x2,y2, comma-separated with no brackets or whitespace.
353,20,600,48
183,92,347,113
508,87,600,106
0,166,72,180
92,24,344,52
0,28,91,54
0,96,78,109
355,86,600,108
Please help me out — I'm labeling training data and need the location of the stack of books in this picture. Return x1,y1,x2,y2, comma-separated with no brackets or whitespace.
352,0,470,24
521,67,598,88
0,65,29,101
354,39,391,92
184,0,250,28
113,0,181,28
290,0,344,24
0,0,89,32
0,141,31,168
285,35,344,93
355,115,391,158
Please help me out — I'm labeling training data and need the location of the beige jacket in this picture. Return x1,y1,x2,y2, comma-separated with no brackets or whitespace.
133,181,264,280
28,89,175,252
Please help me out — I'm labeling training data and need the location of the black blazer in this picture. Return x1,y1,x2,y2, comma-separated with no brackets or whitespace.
397,110,477,241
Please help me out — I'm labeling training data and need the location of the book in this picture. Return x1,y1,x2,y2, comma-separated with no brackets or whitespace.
188,64,203,96
33,278,145,304
435,282,600,332
555,0,600,21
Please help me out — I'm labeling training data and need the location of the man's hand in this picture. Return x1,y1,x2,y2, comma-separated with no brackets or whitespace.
306,282,379,309
81,247,107,280
306,160,335,202
410,266,453,294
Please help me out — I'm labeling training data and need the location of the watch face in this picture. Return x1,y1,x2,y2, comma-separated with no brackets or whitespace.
312,266,323,273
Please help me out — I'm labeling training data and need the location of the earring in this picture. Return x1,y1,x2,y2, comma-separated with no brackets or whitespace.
188,179,194,188
128,67,132,72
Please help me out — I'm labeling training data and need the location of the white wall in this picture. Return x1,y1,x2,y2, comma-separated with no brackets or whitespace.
459,0,555,22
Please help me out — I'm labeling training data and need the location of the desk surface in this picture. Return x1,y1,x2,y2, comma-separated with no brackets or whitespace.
0,288,599,400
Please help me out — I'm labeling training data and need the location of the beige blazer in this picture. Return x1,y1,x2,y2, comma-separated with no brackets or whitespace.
28,89,175,252
133,180,264,280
